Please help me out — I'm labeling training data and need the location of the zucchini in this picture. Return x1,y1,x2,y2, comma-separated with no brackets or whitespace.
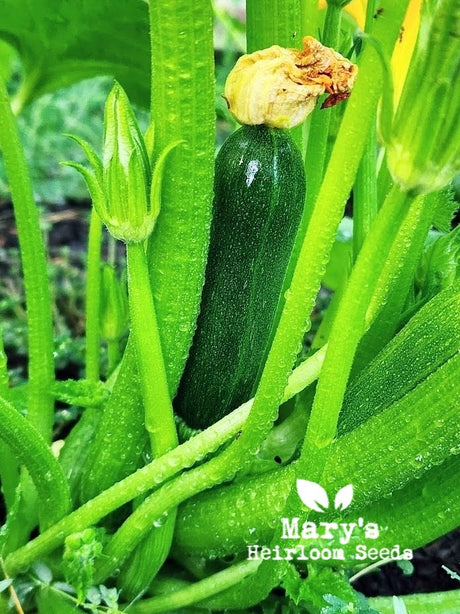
175,124,305,429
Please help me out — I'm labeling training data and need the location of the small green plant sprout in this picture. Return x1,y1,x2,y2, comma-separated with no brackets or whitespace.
386,0,460,195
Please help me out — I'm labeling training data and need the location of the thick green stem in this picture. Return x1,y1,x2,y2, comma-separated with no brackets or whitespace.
353,130,378,257
3,348,324,576
301,0,320,38
0,337,18,512
368,591,460,614
323,3,342,47
122,239,178,596
352,0,379,258
302,185,417,479
148,0,215,396
0,395,71,534
85,208,103,382
353,190,438,370
126,241,177,456
0,78,54,441
128,560,261,613
246,0,302,51
303,2,343,211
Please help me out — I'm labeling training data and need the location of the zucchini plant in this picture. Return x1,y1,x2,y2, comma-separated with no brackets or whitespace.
0,0,459,613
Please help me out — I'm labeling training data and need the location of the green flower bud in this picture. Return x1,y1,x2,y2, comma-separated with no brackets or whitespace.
100,82,154,243
99,264,129,342
387,0,460,195
64,82,180,244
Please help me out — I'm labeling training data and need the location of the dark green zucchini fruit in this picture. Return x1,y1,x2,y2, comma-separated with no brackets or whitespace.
174,124,306,429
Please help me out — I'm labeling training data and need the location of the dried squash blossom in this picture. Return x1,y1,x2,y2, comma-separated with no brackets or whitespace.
224,36,358,129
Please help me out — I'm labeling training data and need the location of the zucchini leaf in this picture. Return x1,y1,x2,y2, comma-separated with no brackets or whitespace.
0,0,150,109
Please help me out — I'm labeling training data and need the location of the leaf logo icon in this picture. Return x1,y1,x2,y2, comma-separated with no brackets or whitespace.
296,480,329,513
296,481,354,513
334,484,353,511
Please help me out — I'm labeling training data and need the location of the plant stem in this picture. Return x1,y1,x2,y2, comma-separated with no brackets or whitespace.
246,0,302,51
302,2,343,215
302,185,415,480
3,347,324,576
246,0,303,149
0,78,54,441
128,560,261,613
148,0,215,397
0,395,71,533
323,3,342,47
301,0,320,38
126,241,177,456
368,590,460,614
0,332,19,512
353,130,378,257
352,0,379,258
85,208,103,382
353,190,437,370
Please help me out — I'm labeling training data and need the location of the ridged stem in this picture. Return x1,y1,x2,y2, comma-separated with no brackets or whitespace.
126,241,177,456
3,346,324,576
128,560,261,613
301,185,417,477
0,78,54,441
303,2,343,212
84,208,103,382
246,0,302,51
368,590,460,614
148,0,215,396
0,395,71,533
246,0,303,148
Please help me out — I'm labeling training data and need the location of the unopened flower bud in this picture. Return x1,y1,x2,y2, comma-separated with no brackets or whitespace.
65,83,180,245
386,0,459,194
224,35,358,128
101,83,154,243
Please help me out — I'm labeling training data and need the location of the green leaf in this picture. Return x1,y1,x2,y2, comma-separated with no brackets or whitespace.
63,527,104,603
52,379,109,408
32,561,53,585
282,565,358,613
432,185,458,232
0,0,150,109
0,578,13,593
414,225,460,305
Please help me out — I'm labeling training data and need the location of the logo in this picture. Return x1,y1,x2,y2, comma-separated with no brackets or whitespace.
246,480,413,564
296,480,353,513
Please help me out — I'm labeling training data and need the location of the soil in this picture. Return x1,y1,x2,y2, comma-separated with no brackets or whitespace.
354,530,460,597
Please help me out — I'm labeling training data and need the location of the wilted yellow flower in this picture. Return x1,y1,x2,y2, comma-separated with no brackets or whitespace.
319,0,422,104
224,36,358,128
